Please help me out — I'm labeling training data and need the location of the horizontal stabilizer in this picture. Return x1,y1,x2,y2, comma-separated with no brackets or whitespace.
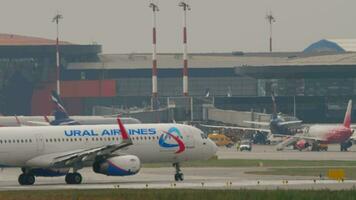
243,121,270,126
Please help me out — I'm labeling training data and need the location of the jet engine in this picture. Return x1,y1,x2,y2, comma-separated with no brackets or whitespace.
93,155,141,176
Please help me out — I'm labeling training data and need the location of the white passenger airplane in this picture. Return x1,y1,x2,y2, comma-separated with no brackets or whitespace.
280,100,354,151
0,117,217,185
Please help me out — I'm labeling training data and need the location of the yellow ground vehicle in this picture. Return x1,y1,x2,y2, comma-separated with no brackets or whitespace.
208,134,234,148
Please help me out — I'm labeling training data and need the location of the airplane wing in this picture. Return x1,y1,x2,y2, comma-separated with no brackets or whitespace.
243,121,270,126
26,117,133,168
52,141,132,168
279,120,303,127
200,124,270,133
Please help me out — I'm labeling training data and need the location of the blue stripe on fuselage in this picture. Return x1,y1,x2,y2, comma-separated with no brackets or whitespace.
64,128,157,137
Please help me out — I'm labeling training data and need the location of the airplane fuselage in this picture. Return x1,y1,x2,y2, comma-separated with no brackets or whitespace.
0,123,216,168
303,124,352,143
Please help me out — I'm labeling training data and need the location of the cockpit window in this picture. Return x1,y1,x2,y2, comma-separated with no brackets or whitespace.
201,132,208,139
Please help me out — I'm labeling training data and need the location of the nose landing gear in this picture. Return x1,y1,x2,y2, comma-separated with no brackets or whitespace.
173,163,184,181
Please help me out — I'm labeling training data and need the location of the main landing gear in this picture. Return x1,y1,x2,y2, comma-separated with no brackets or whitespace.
65,172,82,184
17,168,83,185
340,140,353,152
18,168,35,185
18,173,35,185
173,163,184,181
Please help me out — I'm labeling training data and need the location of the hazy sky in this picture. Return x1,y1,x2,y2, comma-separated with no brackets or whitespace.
1,0,355,53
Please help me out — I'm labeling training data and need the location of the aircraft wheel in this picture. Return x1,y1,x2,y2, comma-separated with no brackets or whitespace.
178,173,184,181
175,173,184,181
18,173,35,185
173,163,184,181
65,172,82,184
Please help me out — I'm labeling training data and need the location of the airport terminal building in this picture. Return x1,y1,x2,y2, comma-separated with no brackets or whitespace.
1,34,356,123
65,50,356,122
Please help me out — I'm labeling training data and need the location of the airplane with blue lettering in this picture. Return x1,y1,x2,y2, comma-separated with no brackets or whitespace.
0,117,217,185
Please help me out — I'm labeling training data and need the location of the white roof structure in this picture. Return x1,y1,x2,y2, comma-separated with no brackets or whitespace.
328,39,356,52
67,52,356,70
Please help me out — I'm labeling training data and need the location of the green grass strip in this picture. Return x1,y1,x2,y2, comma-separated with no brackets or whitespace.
1,189,356,200
246,167,356,179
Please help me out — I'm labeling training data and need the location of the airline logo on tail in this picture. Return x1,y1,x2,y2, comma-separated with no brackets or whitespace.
50,90,79,125
51,91,67,115
159,127,186,154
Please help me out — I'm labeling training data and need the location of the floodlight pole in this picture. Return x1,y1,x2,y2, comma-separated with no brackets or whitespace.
266,12,275,52
53,13,63,95
179,1,190,97
149,3,159,110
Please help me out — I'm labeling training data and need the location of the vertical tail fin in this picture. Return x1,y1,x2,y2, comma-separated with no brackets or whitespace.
343,100,352,128
117,116,132,145
51,90,68,118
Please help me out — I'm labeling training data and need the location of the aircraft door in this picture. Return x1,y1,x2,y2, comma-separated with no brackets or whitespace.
35,134,45,153
182,127,195,149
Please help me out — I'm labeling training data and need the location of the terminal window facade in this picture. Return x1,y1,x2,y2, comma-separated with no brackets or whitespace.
258,78,355,97
116,77,257,97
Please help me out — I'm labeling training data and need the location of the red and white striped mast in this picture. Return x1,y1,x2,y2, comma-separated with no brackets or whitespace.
149,3,159,109
52,13,63,95
266,11,275,53
179,1,190,97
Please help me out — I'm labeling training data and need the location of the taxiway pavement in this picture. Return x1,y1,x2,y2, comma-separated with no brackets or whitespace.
0,167,355,191
217,144,356,160
1,145,356,191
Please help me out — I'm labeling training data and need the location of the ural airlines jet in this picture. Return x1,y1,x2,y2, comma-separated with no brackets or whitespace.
0,118,217,185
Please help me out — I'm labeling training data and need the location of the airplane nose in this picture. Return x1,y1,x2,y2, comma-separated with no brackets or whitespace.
209,139,218,155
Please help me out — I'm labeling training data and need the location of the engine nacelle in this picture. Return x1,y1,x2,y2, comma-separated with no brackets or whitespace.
93,155,141,176
30,168,69,177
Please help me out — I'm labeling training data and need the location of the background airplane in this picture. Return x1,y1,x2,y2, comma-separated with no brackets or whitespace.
200,93,302,144
244,93,302,135
0,91,141,127
277,100,354,151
